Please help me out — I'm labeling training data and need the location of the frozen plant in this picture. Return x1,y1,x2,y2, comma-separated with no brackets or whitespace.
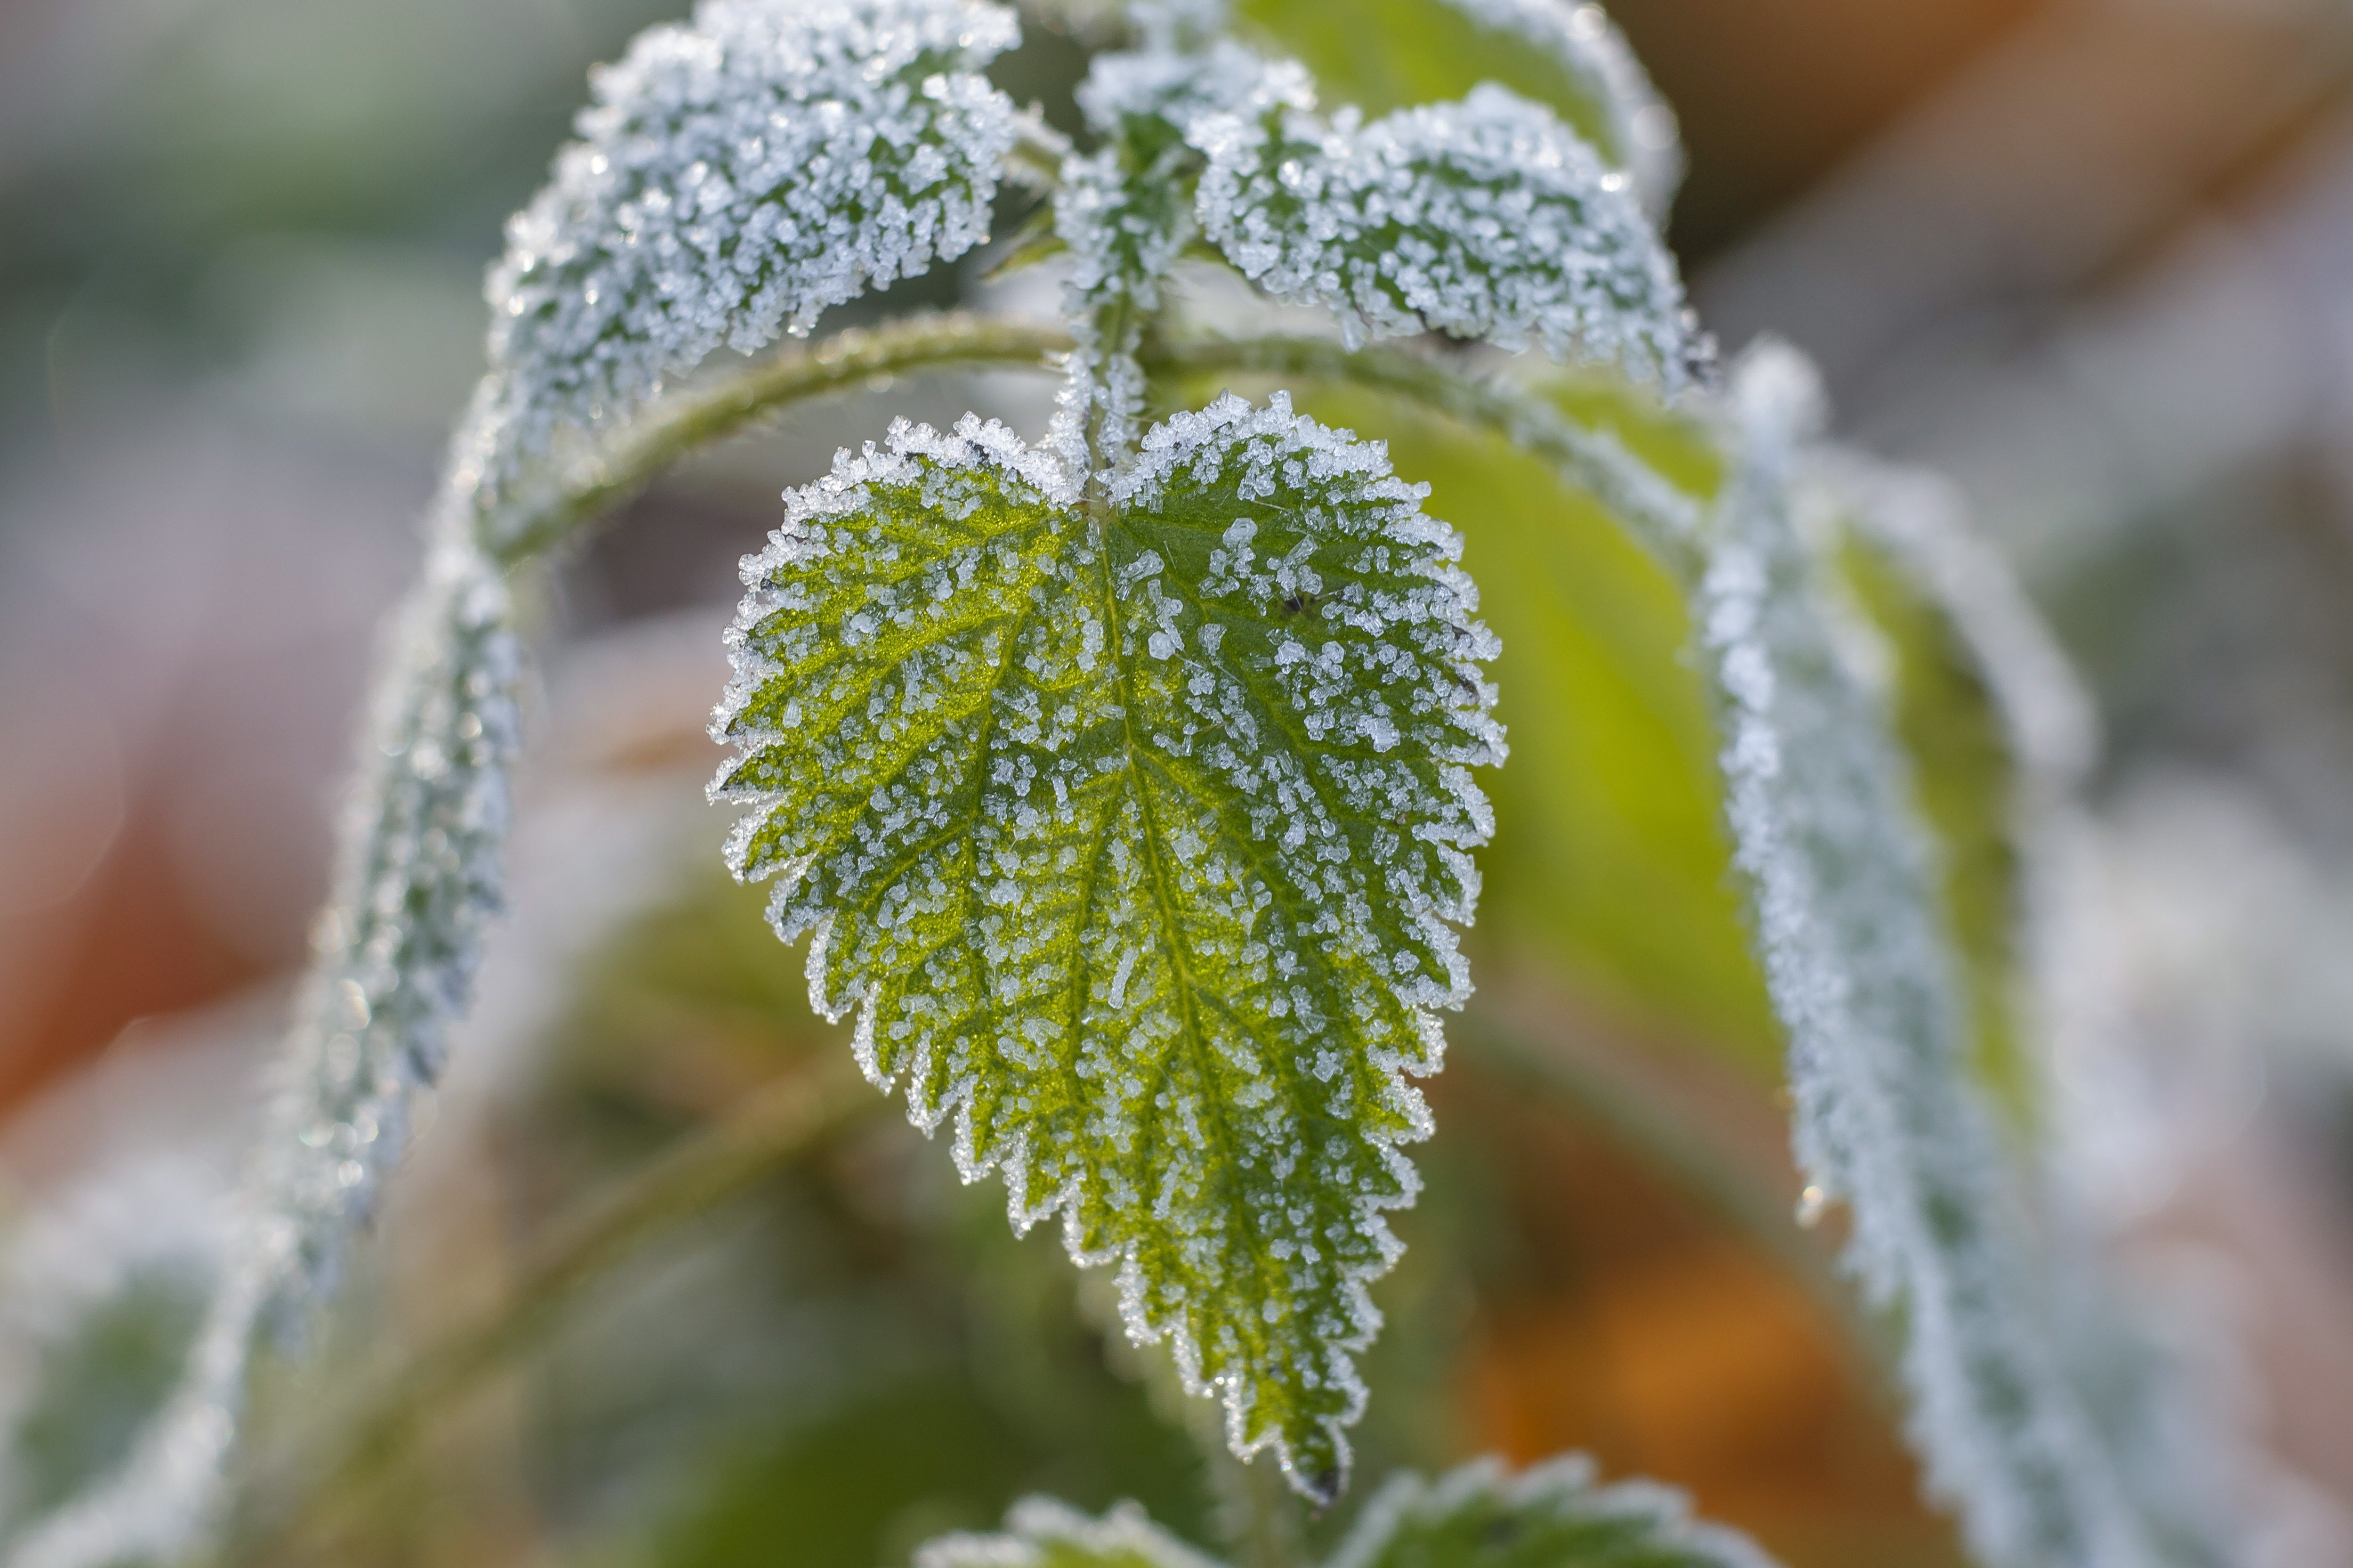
12,2,2239,1566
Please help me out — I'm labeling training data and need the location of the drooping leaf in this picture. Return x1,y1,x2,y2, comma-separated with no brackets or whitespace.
1192,84,1695,387
1233,0,1683,215
1698,345,2157,1568
713,393,1501,1497
1329,1456,1781,1568
472,0,1023,517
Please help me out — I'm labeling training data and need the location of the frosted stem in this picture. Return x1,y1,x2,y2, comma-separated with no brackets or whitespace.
1143,332,1704,571
488,312,1074,565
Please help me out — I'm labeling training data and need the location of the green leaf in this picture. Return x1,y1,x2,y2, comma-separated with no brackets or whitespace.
916,1498,1223,1568
713,393,1501,1499
1330,1457,1780,1568
1232,0,1682,214
1194,85,1695,387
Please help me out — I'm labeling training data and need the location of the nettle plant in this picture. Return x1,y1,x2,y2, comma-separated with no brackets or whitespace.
15,2,2234,1567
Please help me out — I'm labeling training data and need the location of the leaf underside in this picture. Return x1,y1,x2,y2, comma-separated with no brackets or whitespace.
714,393,1500,1493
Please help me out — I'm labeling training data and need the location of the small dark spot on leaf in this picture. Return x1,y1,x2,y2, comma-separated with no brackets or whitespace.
1482,1515,1522,1549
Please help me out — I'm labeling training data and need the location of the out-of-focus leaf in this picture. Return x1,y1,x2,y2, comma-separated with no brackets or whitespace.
1,1268,207,1543
909,1456,1777,1568
917,1497,1223,1568
1832,534,2036,1131
1330,1455,1779,1568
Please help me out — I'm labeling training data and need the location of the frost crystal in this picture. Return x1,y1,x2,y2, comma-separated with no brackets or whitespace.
472,0,1021,516
713,394,1501,1499
1436,0,1684,216
1331,1456,1782,1568
1193,82,1694,387
1698,344,2157,1568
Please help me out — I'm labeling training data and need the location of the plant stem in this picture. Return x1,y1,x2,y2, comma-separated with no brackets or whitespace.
489,312,1075,566
1142,333,1707,581
229,1063,868,1563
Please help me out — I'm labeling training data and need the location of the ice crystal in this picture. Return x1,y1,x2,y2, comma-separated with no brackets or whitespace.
1697,343,2156,1568
470,0,1021,519
713,393,1501,1499
1193,82,1695,387
1330,1456,1782,1568
1436,0,1684,216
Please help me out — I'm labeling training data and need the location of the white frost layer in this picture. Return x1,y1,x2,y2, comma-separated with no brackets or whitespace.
1194,83,1696,388
1439,0,1684,216
1699,342,2161,1568
468,0,1020,522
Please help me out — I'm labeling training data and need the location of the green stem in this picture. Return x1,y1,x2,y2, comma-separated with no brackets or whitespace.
229,1065,868,1563
1141,333,1708,581
486,312,1075,566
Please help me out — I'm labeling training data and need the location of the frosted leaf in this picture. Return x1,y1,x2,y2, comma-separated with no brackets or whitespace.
10,539,521,1568
471,0,1021,519
1811,452,2097,801
917,1497,1225,1568
1434,0,1683,216
1329,1456,1782,1568
1697,343,2158,1568
1193,83,1695,387
713,393,1501,1500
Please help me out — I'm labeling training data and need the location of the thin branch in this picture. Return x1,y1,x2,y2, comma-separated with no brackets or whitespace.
488,312,1076,566
1141,333,1708,581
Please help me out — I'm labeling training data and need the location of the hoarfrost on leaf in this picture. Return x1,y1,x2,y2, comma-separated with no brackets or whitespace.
712,393,1502,1500
1434,0,1684,215
1193,82,1696,387
472,0,1023,520
1697,342,2159,1568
